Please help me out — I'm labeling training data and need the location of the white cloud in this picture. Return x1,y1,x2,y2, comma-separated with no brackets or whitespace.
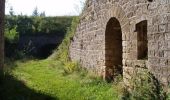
5,0,85,16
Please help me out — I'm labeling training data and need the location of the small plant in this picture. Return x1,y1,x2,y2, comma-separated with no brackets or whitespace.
168,84,170,99
63,61,79,74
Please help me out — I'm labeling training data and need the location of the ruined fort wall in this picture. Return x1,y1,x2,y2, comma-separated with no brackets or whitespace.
147,0,170,85
69,0,170,86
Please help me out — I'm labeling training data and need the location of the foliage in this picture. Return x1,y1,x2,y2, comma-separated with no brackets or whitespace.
5,15,73,36
168,93,170,99
4,26,19,43
120,70,166,100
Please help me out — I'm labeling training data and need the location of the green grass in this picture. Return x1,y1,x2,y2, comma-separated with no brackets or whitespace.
1,59,121,100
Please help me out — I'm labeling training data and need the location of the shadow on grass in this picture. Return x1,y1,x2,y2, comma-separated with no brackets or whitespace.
0,72,58,100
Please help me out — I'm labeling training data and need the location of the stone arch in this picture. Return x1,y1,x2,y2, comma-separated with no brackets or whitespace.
104,4,130,35
103,4,129,82
135,15,148,25
105,17,123,82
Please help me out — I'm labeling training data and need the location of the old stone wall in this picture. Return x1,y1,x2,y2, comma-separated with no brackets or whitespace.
69,0,170,86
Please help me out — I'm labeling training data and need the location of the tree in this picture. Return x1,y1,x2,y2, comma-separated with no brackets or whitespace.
40,11,46,17
9,6,14,16
0,0,5,78
32,7,39,16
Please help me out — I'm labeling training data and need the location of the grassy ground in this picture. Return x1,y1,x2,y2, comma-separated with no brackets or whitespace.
1,59,121,100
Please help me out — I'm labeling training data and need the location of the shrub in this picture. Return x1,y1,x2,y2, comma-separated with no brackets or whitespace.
120,70,166,100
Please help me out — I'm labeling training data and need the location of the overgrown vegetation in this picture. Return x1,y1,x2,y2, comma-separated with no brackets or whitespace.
120,70,166,100
50,17,79,61
49,16,80,73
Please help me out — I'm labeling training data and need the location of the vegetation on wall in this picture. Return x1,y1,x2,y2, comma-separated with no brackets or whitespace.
49,16,80,73
50,16,79,61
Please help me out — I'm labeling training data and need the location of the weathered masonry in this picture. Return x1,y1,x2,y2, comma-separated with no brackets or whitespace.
69,0,170,86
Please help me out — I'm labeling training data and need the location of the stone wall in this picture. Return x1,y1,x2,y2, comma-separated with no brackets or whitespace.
69,0,170,86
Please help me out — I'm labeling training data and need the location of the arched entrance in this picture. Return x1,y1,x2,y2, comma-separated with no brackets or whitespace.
105,17,123,82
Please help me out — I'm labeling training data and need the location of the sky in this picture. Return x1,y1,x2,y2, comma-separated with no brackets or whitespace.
5,0,85,16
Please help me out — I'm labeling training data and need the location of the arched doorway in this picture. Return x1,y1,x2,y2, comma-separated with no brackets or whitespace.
105,17,123,82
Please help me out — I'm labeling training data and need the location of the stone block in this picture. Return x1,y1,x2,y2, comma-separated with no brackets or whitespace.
159,24,166,33
166,23,170,32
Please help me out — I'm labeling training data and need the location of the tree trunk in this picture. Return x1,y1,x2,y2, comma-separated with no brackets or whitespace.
0,0,5,77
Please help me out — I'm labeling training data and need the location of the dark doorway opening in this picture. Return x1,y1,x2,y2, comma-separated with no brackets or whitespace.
136,20,148,60
36,44,57,59
105,17,123,82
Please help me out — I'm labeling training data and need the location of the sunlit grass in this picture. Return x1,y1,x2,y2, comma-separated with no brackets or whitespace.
3,59,120,100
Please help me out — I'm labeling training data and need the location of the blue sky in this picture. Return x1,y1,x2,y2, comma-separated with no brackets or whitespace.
5,0,85,16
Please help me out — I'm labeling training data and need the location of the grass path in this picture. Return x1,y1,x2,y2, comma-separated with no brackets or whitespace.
2,59,120,100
